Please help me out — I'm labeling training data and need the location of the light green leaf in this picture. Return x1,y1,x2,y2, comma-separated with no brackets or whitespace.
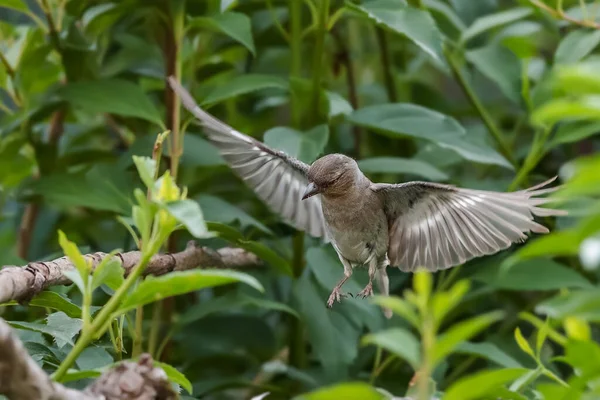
514,327,535,358
198,195,272,235
153,361,193,394
555,29,600,65
347,0,446,68
326,91,353,118
456,342,522,368
348,104,512,169
445,368,529,400
536,289,600,321
433,311,504,365
133,156,157,189
59,79,164,128
553,60,600,95
190,12,255,55
362,328,421,369
532,95,600,126
264,125,329,163
117,270,264,313
474,259,592,290
461,7,532,43
58,230,89,283
371,296,420,329
294,382,385,400
424,0,467,32
202,74,288,106
91,255,124,291
64,270,86,295
0,0,27,12
466,43,522,104
432,280,470,327
511,231,580,261
165,200,212,239
358,157,448,181
550,121,600,148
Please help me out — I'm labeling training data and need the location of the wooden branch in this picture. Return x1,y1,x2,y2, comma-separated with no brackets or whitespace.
0,241,262,304
0,318,176,400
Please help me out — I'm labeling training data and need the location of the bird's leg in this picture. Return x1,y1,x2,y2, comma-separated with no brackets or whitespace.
357,257,377,298
327,256,353,308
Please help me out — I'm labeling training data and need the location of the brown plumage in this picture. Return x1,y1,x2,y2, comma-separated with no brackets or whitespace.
168,77,567,319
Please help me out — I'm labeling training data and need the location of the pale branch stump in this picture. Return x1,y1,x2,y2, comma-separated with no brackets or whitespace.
0,241,262,304
0,318,176,400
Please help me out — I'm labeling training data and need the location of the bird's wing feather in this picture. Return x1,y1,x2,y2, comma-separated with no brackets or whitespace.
371,178,567,272
168,77,329,239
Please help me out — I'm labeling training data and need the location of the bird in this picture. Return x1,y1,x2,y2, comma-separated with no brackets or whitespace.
167,76,567,318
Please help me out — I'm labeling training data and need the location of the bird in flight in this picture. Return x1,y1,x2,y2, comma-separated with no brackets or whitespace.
167,77,566,318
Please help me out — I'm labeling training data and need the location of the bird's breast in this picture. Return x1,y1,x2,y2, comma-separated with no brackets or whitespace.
321,194,388,264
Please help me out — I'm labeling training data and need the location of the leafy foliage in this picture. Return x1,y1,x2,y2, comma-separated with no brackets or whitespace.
0,0,599,399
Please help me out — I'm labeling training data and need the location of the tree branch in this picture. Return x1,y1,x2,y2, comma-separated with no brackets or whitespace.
0,318,176,400
0,241,262,304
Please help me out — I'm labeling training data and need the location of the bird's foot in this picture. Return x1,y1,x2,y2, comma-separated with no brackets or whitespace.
357,282,374,299
327,287,350,308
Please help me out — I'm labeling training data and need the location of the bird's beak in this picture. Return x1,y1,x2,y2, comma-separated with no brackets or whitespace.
301,182,320,200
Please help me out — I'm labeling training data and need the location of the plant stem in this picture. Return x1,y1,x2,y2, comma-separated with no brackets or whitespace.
290,0,302,127
418,316,434,400
375,27,398,103
309,0,330,126
288,232,306,370
53,253,153,381
148,300,163,357
132,303,144,357
508,127,550,190
444,46,517,167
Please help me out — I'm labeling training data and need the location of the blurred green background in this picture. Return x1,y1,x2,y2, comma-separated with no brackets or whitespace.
1,0,600,399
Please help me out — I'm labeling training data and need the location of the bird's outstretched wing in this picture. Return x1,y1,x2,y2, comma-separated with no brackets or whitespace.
371,177,566,272
167,77,328,239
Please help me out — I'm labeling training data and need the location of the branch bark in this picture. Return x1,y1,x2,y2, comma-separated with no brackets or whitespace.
0,318,176,400
0,241,262,304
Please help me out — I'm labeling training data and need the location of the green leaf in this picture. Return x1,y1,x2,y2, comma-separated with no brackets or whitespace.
362,328,421,369
133,156,157,189
9,312,83,348
549,121,600,148
433,311,504,365
511,231,580,261
153,361,193,394
466,43,522,104
189,12,255,55
432,280,470,327
536,289,600,321
202,74,288,106
532,95,600,126
444,368,529,400
553,60,600,95
1,291,82,318
371,296,420,329
456,342,522,368
198,195,272,235
474,259,592,290
64,270,86,295
264,125,329,163
358,157,448,181
58,230,89,284
238,240,293,276
294,382,385,400
117,270,264,313
461,7,532,43
348,104,512,169
77,346,114,371
347,0,446,68
555,29,600,65
514,327,535,358
0,0,28,12
91,255,124,291
165,200,212,239
59,79,164,128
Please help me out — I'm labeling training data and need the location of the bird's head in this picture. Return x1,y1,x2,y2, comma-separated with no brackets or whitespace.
302,154,361,200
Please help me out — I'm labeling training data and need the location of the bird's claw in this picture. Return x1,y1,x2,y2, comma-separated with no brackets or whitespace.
357,282,373,299
327,287,350,308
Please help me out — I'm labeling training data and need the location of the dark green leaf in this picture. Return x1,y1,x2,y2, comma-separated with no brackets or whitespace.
358,157,448,181
202,74,288,106
466,43,522,104
1,291,82,318
555,29,600,65
264,125,329,163
117,270,264,313
166,200,212,238
238,240,293,276
198,195,272,235
536,289,600,321
362,328,421,369
550,121,600,147
348,104,512,169
347,0,446,68
9,312,83,348
59,79,164,128
77,346,114,371
461,7,532,43
456,342,522,368
189,12,255,55
0,0,27,12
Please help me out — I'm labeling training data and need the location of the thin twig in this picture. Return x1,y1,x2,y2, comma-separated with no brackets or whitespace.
530,0,600,29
